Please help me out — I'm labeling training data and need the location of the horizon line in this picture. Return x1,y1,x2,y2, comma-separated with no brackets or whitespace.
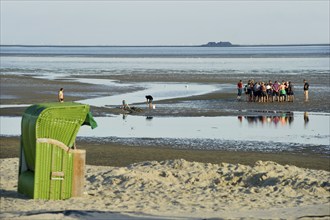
1,43,330,47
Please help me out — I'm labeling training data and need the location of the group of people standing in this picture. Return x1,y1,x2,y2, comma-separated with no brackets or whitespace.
237,79,309,102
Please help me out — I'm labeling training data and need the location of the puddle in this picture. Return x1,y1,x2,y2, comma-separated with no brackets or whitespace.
79,112,330,147
77,82,219,107
1,112,329,153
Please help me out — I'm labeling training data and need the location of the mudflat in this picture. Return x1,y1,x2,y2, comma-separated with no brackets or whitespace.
1,74,329,170
1,72,329,219
1,136,329,171
1,73,330,116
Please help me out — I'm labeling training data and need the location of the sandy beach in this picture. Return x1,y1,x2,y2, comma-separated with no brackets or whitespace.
1,73,330,219
1,158,329,219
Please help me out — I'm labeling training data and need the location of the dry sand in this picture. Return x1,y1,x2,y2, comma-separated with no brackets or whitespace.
1,158,329,219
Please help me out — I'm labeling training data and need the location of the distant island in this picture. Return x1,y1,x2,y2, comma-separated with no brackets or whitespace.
201,41,233,47
1,43,329,47
200,42,329,47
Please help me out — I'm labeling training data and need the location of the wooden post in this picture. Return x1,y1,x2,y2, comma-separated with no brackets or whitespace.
71,149,86,197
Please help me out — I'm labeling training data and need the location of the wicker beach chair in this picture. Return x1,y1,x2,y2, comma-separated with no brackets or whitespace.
18,102,97,200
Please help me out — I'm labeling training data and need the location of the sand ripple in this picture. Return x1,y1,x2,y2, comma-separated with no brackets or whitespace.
1,158,329,219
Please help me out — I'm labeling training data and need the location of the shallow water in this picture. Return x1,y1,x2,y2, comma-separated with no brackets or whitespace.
1,45,329,56
78,81,219,107
1,112,329,154
1,46,329,154
1,54,329,77
80,112,330,146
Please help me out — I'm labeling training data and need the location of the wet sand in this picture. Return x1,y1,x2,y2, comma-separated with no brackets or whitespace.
1,136,329,171
1,73,330,117
1,74,329,171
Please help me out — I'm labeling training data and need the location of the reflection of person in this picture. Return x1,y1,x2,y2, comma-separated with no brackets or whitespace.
288,115,294,124
146,116,153,120
304,112,309,125
303,79,309,102
58,88,64,102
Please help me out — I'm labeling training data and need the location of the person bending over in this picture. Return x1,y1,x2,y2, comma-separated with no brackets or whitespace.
145,95,153,109
145,95,153,104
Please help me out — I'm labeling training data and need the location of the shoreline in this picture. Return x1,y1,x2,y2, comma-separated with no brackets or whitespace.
1,136,329,171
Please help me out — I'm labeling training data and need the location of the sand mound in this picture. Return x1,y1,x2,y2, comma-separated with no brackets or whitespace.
1,158,329,219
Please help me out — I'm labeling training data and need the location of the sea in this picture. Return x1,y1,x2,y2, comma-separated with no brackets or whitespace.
1,45,329,154
1,45,329,77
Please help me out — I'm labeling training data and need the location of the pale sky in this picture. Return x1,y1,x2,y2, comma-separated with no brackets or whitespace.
1,1,329,45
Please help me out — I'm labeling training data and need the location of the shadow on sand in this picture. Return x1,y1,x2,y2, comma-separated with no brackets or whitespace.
0,209,187,220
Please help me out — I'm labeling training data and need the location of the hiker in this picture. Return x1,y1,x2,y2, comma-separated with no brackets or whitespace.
272,81,280,102
237,80,243,100
279,82,287,102
287,81,294,102
266,82,272,102
58,88,64,102
260,82,267,102
303,79,309,102
244,81,250,101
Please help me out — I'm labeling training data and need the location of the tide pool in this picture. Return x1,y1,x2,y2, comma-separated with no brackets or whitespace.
78,81,219,107
1,112,329,152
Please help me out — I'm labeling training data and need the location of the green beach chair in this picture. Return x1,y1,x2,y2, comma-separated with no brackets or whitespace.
18,102,97,200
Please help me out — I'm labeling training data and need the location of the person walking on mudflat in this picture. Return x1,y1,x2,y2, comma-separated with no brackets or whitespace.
287,81,294,102
237,80,243,100
303,79,309,102
58,88,64,102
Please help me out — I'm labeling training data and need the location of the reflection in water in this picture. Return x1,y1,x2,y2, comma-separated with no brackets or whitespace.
79,82,218,107
239,113,294,126
304,112,309,126
123,115,154,121
146,116,153,120
1,113,329,148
